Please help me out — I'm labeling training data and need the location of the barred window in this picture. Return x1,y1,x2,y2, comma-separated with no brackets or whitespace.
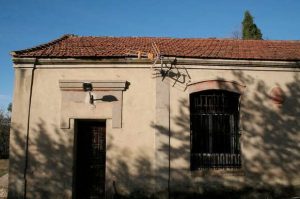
190,90,241,170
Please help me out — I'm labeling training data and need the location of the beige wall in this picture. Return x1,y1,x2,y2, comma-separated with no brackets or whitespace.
9,61,300,198
169,69,300,194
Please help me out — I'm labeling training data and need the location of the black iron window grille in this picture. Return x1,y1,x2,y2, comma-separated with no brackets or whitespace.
190,90,241,170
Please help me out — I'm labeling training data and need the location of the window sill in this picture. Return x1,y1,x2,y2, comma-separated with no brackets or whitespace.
190,168,245,177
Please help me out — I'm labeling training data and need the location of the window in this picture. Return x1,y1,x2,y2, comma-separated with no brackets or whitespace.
190,90,241,170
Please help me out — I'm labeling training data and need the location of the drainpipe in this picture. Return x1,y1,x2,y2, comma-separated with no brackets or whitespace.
23,58,37,198
168,89,171,199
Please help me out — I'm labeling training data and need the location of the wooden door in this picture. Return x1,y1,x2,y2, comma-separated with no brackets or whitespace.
74,120,106,199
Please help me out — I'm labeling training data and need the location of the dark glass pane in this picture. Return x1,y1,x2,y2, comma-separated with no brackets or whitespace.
212,114,231,153
191,115,210,153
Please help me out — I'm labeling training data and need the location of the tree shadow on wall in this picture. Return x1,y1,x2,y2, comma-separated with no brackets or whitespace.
8,72,300,199
8,117,156,199
148,71,300,199
106,147,155,199
9,119,74,199
98,71,300,199
227,71,300,197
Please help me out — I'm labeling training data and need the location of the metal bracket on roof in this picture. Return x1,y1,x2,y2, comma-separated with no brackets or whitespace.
125,50,154,59
126,42,192,90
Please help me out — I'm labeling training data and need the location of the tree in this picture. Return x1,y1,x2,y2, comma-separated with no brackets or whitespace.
242,10,263,40
7,103,12,113
0,104,11,159
232,29,241,39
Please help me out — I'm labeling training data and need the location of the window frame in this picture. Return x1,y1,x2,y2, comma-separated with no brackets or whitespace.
189,87,243,170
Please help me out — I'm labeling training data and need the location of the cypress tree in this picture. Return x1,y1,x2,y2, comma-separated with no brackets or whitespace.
242,10,263,40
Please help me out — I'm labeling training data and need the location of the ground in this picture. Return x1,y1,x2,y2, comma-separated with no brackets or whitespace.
0,160,8,178
0,159,8,198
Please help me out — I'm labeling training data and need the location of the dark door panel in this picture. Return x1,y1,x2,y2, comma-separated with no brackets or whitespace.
74,120,106,199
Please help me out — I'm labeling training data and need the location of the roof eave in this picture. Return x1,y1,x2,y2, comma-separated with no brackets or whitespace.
12,56,300,68
10,34,75,56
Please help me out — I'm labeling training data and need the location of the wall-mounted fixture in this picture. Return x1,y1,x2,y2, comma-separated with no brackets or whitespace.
60,80,128,128
82,82,118,104
83,82,94,104
83,82,93,91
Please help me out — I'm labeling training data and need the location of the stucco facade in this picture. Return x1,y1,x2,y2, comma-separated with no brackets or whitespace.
8,36,300,198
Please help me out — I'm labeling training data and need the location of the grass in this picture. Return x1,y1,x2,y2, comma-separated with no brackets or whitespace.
0,159,8,177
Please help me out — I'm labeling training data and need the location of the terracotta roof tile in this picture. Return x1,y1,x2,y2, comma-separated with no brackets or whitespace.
11,34,300,61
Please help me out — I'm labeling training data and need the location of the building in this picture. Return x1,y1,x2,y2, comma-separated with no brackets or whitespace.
9,35,300,198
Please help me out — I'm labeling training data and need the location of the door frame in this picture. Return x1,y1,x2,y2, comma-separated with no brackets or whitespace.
72,119,107,199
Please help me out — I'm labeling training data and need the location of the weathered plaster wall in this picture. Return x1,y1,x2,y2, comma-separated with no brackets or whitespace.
169,68,300,196
9,65,157,198
9,62,300,198
9,66,34,198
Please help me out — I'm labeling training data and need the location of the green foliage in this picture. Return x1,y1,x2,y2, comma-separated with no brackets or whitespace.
0,110,10,159
242,10,263,40
7,103,12,113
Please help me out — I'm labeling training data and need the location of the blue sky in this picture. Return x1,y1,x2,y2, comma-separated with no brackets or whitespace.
1,0,300,110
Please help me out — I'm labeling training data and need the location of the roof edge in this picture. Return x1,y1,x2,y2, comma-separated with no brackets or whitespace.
12,57,300,69
10,34,76,56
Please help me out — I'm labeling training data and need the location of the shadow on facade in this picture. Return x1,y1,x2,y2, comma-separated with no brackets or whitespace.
9,120,74,198
108,72,299,198
152,72,299,198
8,72,300,199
